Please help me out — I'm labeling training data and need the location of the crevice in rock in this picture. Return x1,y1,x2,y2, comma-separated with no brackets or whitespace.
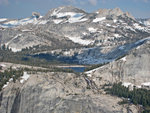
10,90,21,113
0,92,3,107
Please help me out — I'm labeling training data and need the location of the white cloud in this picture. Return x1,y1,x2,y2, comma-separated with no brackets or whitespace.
88,0,97,5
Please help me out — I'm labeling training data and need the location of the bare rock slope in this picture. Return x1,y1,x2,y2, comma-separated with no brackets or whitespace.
0,71,138,113
87,39,150,86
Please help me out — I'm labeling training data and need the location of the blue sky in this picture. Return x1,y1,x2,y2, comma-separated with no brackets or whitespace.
0,0,150,19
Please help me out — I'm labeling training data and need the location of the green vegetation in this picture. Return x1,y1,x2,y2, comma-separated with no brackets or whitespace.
0,45,72,67
118,99,129,105
0,46,85,74
23,67,75,74
105,82,150,113
0,46,79,91
0,66,76,91
0,68,23,91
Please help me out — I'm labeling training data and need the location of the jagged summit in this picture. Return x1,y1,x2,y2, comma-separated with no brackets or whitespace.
96,7,134,19
97,8,123,16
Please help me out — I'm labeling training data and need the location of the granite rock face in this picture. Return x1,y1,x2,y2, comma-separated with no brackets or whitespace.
0,72,138,113
88,40,150,86
97,8,134,19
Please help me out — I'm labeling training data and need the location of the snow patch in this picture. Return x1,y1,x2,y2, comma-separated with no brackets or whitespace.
114,34,121,38
3,82,9,89
0,18,7,22
66,36,94,45
11,48,22,52
136,46,141,49
22,29,33,32
82,32,88,35
36,20,47,24
88,27,97,33
0,17,47,28
95,11,99,14
52,11,88,23
122,82,133,88
144,21,150,26
141,82,150,86
106,24,111,26
93,17,106,22
51,7,63,16
133,23,145,30
3,78,13,89
63,51,71,56
121,57,126,62
68,17,88,23
136,85,142,88
20,72,30,83
125,26,136,32
53,19,63,24
53,12,78,18
3,17,37,26
0,64,6,67
113,19,117,23
87,74,92,77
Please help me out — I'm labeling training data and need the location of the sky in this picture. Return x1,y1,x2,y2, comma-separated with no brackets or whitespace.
0,0,150,19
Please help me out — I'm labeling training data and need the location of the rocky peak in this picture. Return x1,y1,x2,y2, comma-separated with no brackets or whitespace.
97,8,123,16
124,12,135,20
96,7,134,19
111,8,124,16
32,12,41,19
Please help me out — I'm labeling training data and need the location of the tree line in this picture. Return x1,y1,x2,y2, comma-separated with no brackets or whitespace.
0,68,23,91
105,82,150,113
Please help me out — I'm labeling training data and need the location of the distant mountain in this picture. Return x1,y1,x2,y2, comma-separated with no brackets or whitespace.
0,12,46,29
0,7,150,113
0,6,150,64
137,18,150,27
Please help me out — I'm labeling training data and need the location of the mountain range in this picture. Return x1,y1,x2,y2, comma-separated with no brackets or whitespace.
0,6,150,65
0,6,150,113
